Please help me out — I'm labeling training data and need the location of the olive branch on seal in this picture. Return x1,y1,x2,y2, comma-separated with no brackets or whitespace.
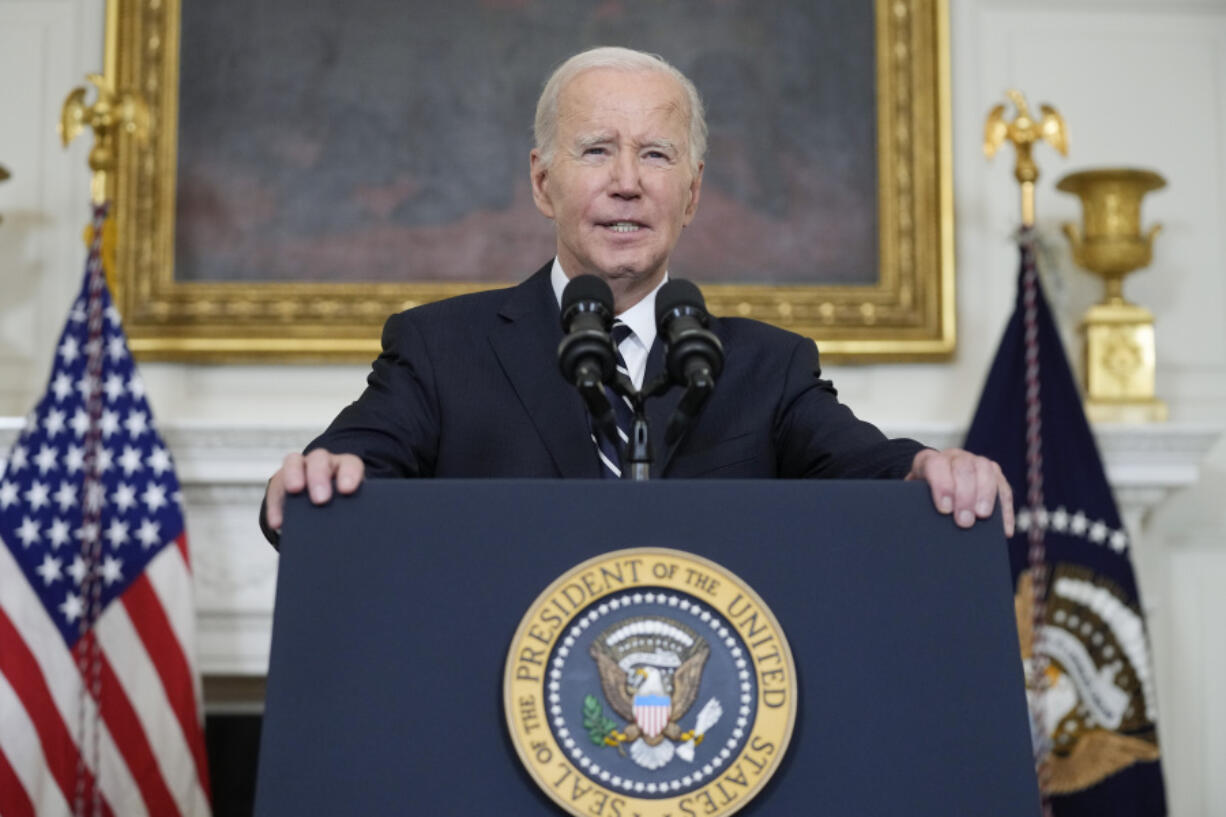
582,694,619,747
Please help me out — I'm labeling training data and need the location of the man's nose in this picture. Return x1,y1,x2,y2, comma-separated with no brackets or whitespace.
607,151,642,197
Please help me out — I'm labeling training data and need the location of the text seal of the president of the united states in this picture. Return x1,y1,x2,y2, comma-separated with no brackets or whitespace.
505,548,797,817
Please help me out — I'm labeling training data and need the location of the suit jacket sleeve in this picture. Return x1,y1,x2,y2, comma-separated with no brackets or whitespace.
772,335,925,479
306,311,442,478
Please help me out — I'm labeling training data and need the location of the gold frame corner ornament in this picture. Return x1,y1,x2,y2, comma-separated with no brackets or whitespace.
108,0,954,364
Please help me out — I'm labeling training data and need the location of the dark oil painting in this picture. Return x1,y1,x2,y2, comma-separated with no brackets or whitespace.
175,0,878,286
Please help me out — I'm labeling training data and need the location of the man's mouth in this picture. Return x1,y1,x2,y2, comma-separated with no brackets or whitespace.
601,221,646,233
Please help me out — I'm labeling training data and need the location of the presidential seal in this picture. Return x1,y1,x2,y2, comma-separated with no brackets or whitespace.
504,548,796,817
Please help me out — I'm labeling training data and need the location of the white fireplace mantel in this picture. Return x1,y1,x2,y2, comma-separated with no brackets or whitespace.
1,418,1220,683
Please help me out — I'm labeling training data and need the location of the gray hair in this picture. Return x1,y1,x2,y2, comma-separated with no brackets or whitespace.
533,46,707,174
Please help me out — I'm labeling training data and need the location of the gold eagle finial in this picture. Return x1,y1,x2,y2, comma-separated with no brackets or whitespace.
59,73,150,204
984,90,1068,226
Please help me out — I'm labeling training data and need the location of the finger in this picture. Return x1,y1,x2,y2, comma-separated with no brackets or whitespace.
951,452,980,528
334,454,365,494
972,456,998,520
265,471,286,531
919,451,955,516
996,463,1015,537
303,449,337,505
280,452,307,494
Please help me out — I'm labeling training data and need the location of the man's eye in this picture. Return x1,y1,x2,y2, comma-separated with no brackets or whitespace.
645,150,669,160
583,147,608,156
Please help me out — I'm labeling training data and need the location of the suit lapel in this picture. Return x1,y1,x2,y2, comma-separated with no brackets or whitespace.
646,314,727,477
644,335,685,477
489,265,598,478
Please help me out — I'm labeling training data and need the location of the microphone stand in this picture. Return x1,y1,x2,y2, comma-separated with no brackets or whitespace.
609,373,673,482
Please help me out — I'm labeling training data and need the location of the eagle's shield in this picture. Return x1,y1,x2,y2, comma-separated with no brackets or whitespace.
633,694,671,739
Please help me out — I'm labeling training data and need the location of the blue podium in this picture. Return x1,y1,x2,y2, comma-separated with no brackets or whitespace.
255,480,1039,815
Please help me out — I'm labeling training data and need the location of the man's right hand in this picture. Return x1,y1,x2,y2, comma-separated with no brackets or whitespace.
264,449,365,535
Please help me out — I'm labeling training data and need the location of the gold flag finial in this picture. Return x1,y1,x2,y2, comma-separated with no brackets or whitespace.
59,73,150,205
984,90,1068,227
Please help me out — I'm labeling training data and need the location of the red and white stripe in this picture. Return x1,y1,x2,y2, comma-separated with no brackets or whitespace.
0,532,211,817
633,700,671,740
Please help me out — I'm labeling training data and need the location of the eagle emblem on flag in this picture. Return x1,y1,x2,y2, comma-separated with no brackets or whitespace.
587,616,721,770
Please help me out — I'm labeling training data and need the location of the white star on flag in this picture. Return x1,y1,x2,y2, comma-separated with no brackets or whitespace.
64,443,85,473
118,445,144,475
25,480,50,510
107,334,127,362
52,371,74,400
125,409,149,438
70,408,91,437
34,444,58,474
42,409,67,439
85,481,107,513
142,482,167,512
58,592,84,622
67,554,89,584
105,517,129,548
47,517,71,548
35,553,63,585
58,335,80,363
75,521,99,547
136,518,161,549
104,372,127,401
100,555,124,585
0,480,19,509
76,373,99,401
99,408,120,438
16,516,41,547
147,445,173,475
53,480,77,512
113,482,137,512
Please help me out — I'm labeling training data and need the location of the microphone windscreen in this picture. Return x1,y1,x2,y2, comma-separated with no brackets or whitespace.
561,274,614,312
655,279,707,324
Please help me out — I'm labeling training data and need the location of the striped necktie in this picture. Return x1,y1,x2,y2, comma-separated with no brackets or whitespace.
593,320,635,478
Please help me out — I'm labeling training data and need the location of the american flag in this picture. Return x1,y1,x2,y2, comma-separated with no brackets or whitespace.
0,205,211,816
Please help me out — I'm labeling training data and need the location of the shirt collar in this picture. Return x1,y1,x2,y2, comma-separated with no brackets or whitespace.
550,258,663,350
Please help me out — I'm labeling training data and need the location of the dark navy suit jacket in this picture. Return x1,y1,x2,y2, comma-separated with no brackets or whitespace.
305,264,924,481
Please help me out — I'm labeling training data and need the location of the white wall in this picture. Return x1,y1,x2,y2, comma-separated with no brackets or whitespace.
1,0,1224,812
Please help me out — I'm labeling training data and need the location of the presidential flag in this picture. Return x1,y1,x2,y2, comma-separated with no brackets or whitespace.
0,205,211,816
964,230,1166,815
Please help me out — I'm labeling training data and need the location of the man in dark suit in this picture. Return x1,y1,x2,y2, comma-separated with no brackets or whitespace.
261,46,1013,543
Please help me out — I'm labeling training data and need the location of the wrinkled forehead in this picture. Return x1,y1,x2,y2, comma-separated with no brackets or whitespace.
556,67,691,140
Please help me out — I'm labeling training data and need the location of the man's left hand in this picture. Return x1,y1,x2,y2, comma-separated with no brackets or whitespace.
906,448,1015,537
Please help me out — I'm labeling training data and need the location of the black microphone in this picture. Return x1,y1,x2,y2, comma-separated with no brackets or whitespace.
558,275,619,443
655,279,724,444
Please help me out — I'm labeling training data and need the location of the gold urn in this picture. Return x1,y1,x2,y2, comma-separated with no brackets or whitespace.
1057,168,1167,422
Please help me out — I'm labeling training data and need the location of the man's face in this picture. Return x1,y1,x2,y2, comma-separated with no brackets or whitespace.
530,68,703,291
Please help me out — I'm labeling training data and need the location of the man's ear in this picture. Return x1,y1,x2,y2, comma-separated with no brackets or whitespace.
530,150,555,219
682,161,704,226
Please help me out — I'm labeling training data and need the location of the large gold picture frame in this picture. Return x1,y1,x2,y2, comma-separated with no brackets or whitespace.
108,0,953,363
